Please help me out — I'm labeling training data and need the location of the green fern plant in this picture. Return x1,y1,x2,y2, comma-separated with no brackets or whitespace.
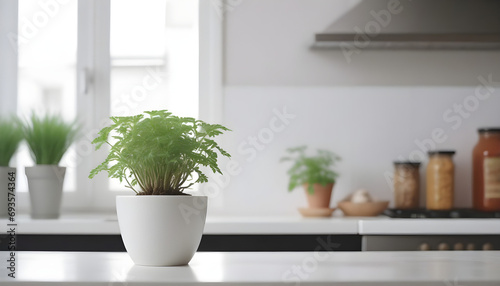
0,117,24,167
88,110,231,196
23,114,79,165
281,146,341,194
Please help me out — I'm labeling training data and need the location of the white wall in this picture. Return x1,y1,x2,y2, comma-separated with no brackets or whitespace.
224,0,500,86
212,0,500,216
220,86,500,216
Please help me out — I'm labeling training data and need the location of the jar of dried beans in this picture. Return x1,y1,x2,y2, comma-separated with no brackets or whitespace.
393,161,420,209
426,150,455,210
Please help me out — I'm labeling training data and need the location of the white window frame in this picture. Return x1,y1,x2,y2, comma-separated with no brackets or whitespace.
0,0,18,116
198,0,225,212
199,0,224,124
2,0,224,213
77,0,127,212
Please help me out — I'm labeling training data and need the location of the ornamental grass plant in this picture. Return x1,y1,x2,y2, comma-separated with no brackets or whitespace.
0,117,24,167
23,114,79,165
89,110,231,196
281,146,341,194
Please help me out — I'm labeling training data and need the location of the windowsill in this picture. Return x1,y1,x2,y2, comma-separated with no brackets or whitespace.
2,212,120,235
2,213,500,235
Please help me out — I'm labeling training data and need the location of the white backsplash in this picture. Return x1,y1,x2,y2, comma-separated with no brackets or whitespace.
206,85,500,216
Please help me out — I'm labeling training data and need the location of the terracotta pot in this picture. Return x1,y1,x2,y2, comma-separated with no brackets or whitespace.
303,183,334,208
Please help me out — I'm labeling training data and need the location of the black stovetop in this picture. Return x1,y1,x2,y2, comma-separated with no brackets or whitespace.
384,208,500,218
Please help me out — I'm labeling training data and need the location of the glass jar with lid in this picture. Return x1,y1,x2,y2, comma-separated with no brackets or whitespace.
426,150,455,210
393,161,420,209
473,128,500,211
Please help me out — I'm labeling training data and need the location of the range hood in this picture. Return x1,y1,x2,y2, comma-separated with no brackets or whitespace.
314,0,500,49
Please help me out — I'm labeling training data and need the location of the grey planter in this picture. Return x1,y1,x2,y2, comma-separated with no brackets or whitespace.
26,165,66,219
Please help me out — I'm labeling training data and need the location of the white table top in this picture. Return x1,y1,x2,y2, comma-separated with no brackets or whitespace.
1,251,500,285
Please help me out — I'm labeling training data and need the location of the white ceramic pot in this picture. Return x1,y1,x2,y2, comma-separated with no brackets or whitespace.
25,165,66,219
0,167,16,218
116,195,207,266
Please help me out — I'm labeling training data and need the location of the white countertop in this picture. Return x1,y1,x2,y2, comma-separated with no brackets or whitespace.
1,251,499,285
359,218,500,235
2,214,500,235
0,214,361,235
204,215,360,234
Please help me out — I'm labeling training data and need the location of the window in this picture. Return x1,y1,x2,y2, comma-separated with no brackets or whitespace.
108,0,199,191
7,0,200,212
17,0,78,197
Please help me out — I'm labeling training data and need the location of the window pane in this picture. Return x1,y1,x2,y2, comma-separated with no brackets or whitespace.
17,0,78,192
109,0,199,191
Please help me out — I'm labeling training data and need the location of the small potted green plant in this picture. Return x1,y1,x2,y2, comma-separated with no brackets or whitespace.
281,146,341,216
89,110,230,266
0,117,24,218
23,114,79,219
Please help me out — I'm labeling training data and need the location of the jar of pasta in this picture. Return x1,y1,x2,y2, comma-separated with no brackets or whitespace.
473,128,500,211
393,161,420,209
426,151,455,210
